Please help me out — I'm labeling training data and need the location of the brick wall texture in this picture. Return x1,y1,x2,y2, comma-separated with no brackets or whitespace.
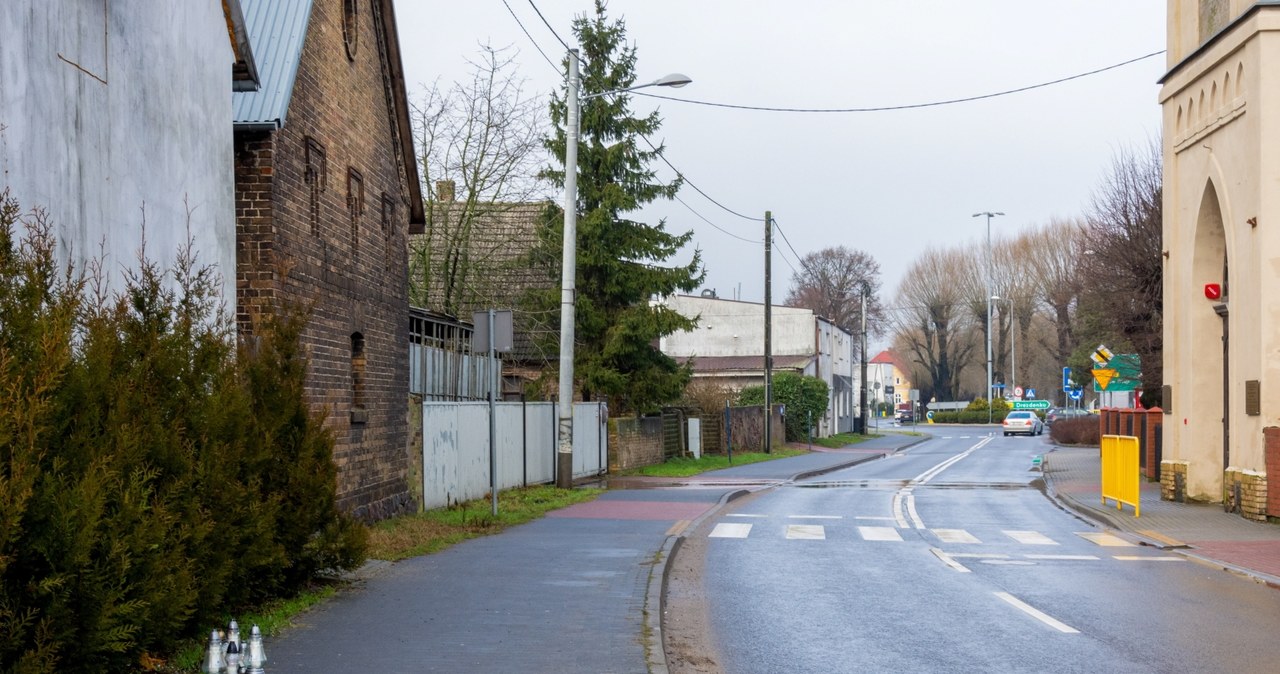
609,417,665,471
234,0,414,521
1265,427,1280,517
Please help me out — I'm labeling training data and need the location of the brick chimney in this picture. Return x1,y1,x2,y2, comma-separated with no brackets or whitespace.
435,180,456,202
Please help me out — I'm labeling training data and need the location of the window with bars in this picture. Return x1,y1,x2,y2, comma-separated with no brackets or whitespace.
304,137,327,235
347,167,364,257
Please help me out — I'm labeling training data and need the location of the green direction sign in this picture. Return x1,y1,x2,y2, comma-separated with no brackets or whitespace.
1013,400,1050,411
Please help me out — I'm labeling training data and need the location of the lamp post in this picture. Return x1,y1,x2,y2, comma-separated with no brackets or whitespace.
992,295,1014,400
556,49,690,488
972,211,1003,424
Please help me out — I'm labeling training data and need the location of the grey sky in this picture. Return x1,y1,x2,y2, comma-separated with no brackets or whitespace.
395,1,1165,307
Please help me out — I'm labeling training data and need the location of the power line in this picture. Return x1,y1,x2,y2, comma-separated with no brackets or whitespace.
632,49,1165,113
637,133,763,222
499,0,562,76
770,217,805,268
525,0,572,52
673,193,762,244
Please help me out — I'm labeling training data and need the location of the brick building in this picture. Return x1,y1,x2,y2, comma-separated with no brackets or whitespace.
233,0,424,520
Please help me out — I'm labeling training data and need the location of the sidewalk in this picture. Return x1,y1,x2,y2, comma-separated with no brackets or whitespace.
266,433,923,673
1042,445,1280,587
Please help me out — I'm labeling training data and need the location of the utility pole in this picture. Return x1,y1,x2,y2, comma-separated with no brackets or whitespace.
763,210,772,453
555,50,581,489
859,283,869,435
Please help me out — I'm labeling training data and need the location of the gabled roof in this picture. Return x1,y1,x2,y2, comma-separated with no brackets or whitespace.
232,0,424,228
231,0,312,128
224,0,260,91
870,349,909,372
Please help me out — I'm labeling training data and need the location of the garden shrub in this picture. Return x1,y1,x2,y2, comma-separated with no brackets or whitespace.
1050,416,1101,445
0,192,365,672
738,372,829,441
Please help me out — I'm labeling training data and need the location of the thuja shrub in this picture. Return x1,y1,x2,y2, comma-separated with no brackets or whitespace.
1050,416,1101,446
0,192,365,672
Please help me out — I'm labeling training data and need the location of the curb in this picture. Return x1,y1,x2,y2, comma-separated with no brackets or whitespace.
648,487,749,674
1040,449,1280,590
789,435,931,482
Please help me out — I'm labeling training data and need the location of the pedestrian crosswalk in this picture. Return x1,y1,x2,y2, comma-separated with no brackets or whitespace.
705,517,1182,564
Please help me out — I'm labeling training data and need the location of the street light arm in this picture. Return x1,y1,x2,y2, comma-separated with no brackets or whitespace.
581,73,692,100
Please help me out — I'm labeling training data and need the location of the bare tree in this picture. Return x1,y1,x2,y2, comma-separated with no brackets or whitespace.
1026,218,1086,392
784,246,884,357
890,247,979,402
1078,138,1163,406
409,45,548,316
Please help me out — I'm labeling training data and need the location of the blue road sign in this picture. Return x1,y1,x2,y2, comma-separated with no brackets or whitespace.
1062,367,1071,392
1069,387,1083,400
1026,388,1036,399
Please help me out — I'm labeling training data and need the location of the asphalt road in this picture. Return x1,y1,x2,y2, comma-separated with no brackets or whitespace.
669,429,1280,673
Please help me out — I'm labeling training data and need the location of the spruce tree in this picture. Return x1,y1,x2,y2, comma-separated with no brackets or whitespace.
534,0,705,414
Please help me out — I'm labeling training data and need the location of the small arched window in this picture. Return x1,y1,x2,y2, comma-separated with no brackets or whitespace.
342,0,359,60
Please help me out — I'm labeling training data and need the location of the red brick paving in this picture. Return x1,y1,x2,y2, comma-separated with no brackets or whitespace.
547,500,714,521
1188,540,1280,579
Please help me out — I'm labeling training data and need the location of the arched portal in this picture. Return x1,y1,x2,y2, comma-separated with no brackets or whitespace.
1188,180,1229,496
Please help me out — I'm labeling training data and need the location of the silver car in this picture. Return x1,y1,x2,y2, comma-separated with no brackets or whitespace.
1002,410,1044,436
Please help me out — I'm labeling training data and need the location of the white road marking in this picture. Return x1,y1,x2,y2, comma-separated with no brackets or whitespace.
786,525,825,540
726,513,769,518
905,491,925,529
995,592,1080,633
931,548,971,573
913,436,992,484
1077,532,1136,547
1004,530,1059,545
891,492,909,529
1113,556,1184,562
1025,554,1100,561
788,515,842,519
709,523,753,538
858,526,903,542
933,529,982,544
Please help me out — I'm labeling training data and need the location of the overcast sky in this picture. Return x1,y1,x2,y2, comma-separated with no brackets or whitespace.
394,0,1166,310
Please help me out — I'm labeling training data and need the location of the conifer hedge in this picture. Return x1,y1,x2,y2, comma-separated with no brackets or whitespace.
0,192,366,672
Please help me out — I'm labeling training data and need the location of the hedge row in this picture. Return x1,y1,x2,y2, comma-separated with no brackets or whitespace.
0,193,365,672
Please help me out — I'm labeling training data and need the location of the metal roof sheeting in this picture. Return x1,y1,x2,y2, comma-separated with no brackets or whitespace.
232,0,314,128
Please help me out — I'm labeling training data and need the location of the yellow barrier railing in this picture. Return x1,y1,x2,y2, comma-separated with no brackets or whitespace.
1101,435,1140,517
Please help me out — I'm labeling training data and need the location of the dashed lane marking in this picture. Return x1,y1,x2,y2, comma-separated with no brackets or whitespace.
858,526,904,542
709,523,752,538
786,525,826,540
995,592,1080,633
933,529,982,544
1076,532,1136,547
1004,530,1059,545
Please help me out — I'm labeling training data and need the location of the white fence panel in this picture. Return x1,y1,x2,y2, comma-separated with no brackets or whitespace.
421,401,606,510
523,402,557,485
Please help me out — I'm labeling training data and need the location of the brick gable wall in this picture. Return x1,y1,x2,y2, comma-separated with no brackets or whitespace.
234,0,414,521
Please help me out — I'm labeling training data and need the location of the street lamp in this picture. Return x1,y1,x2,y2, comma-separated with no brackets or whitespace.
991,295,1014,400
557,49,691,488
972,211,1003,424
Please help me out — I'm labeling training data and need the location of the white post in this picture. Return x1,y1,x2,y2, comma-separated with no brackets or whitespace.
556,50,580,489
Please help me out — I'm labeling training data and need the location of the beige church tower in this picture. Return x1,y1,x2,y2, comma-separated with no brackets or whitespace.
1161,0,1280,519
